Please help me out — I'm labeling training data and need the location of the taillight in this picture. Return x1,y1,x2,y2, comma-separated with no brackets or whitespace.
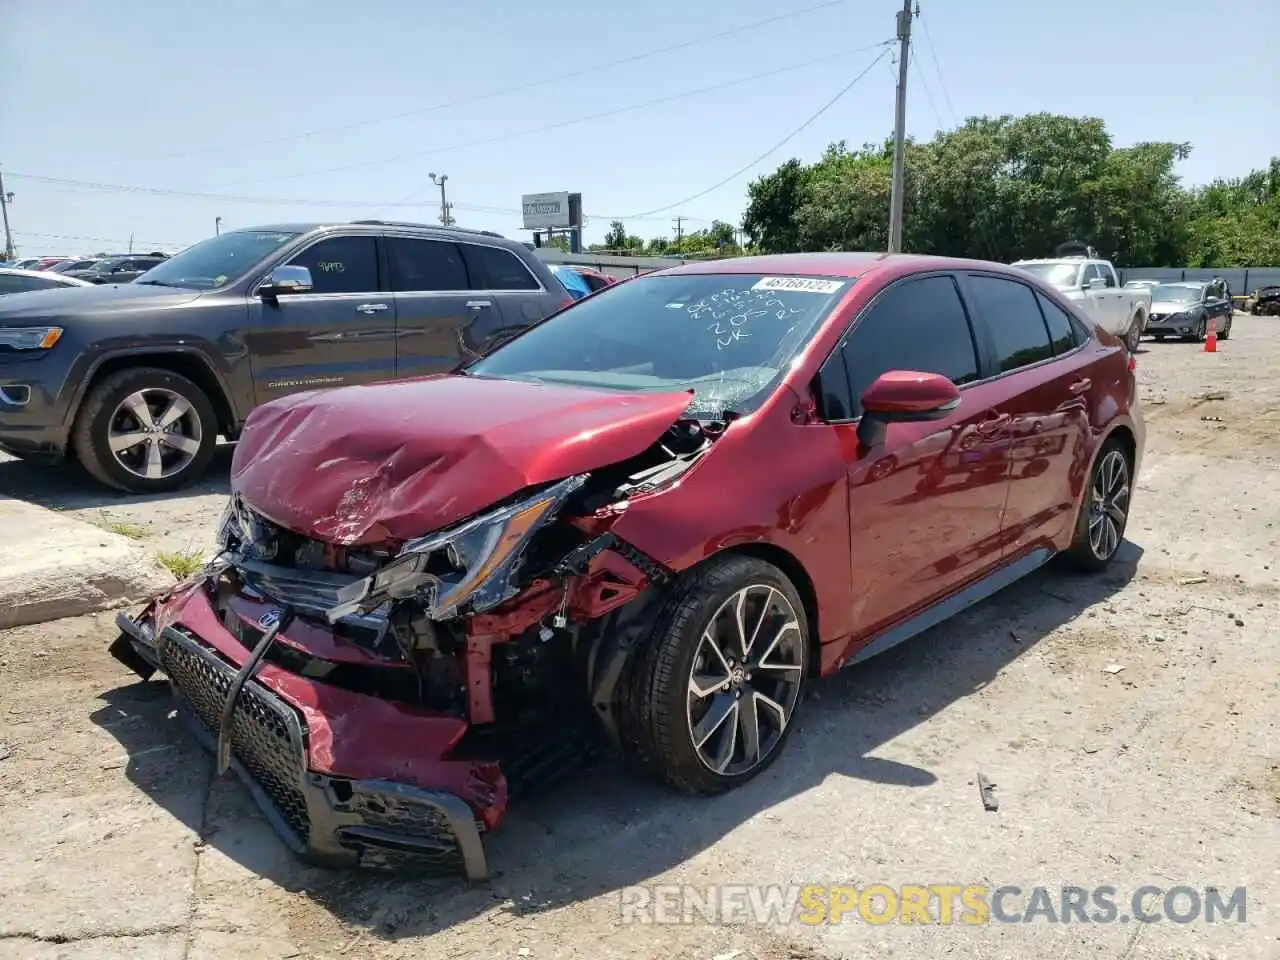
1128,353,1136,372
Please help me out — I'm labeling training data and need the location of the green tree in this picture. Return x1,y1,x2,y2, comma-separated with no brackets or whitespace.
741,112,1242,267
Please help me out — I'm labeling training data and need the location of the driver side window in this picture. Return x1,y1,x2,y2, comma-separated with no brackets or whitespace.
817,275,980,420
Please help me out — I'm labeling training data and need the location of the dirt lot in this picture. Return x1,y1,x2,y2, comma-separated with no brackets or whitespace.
1,317,1277,960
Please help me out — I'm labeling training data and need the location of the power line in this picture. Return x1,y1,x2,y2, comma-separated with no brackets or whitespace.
916,6,958,122
908,48,941,131
14,230,186,249
5,174,708,227
621,46,892,220
213,43,893,188
84,0,858,166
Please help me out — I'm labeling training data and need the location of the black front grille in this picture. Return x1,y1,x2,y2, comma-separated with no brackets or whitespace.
158,630,311,843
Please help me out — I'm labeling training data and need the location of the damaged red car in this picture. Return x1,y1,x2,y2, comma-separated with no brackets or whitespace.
111,253,1143,879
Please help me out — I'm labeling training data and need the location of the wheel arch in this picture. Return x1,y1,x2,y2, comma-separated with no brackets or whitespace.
72,350,237,441
712,541,822,677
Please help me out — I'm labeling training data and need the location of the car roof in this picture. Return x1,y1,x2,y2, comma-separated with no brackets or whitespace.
653,252,1038,281
237,221,510,241
0,266,91,285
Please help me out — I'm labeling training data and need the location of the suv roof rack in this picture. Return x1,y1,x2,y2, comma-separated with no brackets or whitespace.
349,219,505,239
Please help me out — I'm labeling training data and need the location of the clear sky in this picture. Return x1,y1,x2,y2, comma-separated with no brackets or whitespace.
2,0,1276,256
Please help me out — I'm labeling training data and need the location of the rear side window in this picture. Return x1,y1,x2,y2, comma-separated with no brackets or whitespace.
287,236,378,294
0,274,50,294
461,244,540,291
386,237,469,292
967,275,1054,373
835,275,980,418
1035,292,1079,355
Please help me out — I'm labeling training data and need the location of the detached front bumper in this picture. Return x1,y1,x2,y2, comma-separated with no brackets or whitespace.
111,583,503,879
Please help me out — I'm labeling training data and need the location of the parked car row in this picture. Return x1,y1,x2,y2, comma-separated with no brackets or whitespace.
1,251,171,284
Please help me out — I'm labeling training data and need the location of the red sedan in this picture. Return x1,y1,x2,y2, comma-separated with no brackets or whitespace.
113,252,1143,878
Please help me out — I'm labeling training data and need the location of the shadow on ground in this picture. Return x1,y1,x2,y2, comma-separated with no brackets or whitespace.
0,444,233,507
92,541,1142,942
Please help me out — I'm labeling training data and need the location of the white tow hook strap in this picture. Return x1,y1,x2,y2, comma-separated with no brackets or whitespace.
216,607,294,777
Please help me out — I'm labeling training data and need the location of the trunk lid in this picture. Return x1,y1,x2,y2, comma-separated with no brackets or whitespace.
231,374,694,546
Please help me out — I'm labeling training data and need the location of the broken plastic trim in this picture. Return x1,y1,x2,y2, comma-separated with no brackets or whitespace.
217,605,293,776
326,475,588,623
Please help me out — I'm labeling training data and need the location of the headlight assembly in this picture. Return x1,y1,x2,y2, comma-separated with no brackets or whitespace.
0,326,63,350
326,474,587,623
215,495,278,560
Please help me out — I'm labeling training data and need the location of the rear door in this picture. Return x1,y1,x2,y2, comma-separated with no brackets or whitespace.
458,241,562,351
384,234,484,377
958,273,1094,558
246,233,396,403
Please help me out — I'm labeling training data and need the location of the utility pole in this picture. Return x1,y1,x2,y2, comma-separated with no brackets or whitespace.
215,216,222,236
672,215,686,250
887,0,913,254
0,168,14,260
429,172,455,227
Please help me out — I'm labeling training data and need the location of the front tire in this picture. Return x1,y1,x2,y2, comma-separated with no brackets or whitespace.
72,367,218,494
620,555,809,795
1064,438,1132,572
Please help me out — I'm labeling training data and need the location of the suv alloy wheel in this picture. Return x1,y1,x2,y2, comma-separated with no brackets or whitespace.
72,367,219,493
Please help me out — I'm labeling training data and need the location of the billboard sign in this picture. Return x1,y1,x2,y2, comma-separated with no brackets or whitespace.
522,191,581,230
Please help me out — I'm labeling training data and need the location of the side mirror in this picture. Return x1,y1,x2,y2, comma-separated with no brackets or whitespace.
858,370,961,448
258,265,313,301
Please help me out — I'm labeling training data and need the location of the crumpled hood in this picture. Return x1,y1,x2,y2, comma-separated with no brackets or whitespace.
231,375,694,546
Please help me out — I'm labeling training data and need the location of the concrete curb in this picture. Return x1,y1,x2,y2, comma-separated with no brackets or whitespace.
0,498,176,630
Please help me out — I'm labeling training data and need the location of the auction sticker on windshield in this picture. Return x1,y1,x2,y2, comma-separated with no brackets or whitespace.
751,277,846,294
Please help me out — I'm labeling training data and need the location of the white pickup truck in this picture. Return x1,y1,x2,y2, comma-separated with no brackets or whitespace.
1011,256,1150,352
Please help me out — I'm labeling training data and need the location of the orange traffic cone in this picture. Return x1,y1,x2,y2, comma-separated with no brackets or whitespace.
1204,317,1218,352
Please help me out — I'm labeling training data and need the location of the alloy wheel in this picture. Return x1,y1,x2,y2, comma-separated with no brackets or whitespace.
107,388,204,481
686,584,805,777
1087,449,1130,561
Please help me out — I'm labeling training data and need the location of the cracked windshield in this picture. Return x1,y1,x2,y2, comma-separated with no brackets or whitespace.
469,273,850,416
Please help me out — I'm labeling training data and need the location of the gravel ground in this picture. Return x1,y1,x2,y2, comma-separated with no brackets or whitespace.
0,315,1276,960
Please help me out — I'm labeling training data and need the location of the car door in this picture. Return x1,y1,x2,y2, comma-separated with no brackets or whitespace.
1083,263,1120,332
458,241,559,352
1205,281,1230,330
820,273,1014,641
384,235,486,378
246,233,396,403
958,273,1094,559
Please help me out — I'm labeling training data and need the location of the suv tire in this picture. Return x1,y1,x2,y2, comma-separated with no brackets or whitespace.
72,367,219,494
619,554,809,795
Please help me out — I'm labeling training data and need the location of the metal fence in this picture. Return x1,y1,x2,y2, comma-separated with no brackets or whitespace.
1116,266,1280,294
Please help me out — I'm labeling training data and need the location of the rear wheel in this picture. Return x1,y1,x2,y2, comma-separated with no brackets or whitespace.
1064,439,1132,572
620,554,809,794
1123,316,1142,353
72,367,218,494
